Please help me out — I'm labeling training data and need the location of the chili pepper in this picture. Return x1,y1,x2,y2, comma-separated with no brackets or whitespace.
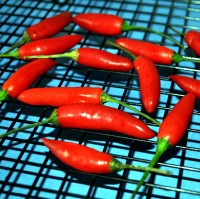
0,34,83,60
3,12,72,54
0,104,156,139
0,59,56,101
17,87,160,125
185,30,200,56
72,13,185,49
131,93,195,198
133,56,160,113
107,41,160,114
24,47,134,72
114,38,200,64
170,75,200,99
41,138,172,175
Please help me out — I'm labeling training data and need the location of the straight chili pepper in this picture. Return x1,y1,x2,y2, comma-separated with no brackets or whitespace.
72,13,185,49
114,38,200,65
0,34,83,60
170,75,200,99
41,138,171,175
185,30,200,56
2,12,72,54
17,87,160,125
0,59,56,101
131,93,195,198
107,41,160,114
0,104,156,140
24,47,134,72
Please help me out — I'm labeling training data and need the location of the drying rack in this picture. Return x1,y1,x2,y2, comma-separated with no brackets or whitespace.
0,0,200,198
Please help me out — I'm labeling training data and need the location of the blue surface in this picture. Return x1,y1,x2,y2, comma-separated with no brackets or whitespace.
0,0,200,199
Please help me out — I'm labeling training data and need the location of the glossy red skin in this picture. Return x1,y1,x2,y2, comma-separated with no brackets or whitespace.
56,104,155,139
170,75,200,99
72,13,123,35
134,56,160,113
185,30,200,56
41,138,112,174
158,93,195,146
19,34,83,59
2,59,56,98
18,87,103,106
26,12,72,41
115,38,174,64
77,48,134,71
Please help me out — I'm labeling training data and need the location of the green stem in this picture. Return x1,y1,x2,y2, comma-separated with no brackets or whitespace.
0,49,20,59
106,40,137,60
122,21,186,50
173,52,200,63
0,110,58,139
181,55,200,63
168,25,185,37
110,158,172,175
101,92,161,126
2,31,30,54
24,49,79,61
0,89,10,101
123,164,171,175
130,138,171,199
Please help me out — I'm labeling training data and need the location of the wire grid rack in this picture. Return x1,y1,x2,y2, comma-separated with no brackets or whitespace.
0,0,200,198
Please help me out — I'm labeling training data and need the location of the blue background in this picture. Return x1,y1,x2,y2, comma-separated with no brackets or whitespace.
0,0,200,198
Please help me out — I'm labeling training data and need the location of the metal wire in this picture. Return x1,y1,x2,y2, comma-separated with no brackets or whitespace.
0,0,200,199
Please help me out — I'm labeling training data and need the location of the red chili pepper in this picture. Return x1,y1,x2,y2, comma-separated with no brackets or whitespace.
114,38,200,64
0,59,56,101
107,41,160,114
0,34,83,60
170,75,200,99
72,13,185,49
131,93,195,198
76,48,134,71
41,138,171,175
3,12,72,54
134,56,160,113
0,104,156,140
18,87,103,106
17,87,160,125
24,47,134,72
185,30,200,56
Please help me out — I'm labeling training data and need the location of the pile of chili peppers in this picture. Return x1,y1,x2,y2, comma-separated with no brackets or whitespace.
0,11,199,199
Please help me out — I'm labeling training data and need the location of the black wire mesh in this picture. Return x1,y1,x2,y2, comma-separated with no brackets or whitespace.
0,0,200,199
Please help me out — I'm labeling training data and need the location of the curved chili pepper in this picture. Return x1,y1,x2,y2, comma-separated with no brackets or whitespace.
170,75,200,99
0,104,156,139
107,41,160,114
17,87,160,125
0,59,56,101
114,38,200,64
3,12,72,54
185,30,200,56
131,93,195,198
0,34,83,59
24,47,134,72
41,138,171,175
72,13,185,49
134,56,160,113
